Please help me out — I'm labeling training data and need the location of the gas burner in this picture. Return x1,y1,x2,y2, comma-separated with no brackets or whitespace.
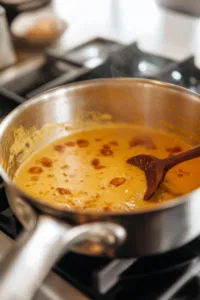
71,42,175,83
153,56,200,94
47,37,123,69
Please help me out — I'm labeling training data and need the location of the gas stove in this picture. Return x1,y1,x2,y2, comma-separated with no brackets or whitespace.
1,38,200,300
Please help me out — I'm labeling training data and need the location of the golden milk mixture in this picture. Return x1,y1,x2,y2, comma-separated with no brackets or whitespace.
14,126,200,212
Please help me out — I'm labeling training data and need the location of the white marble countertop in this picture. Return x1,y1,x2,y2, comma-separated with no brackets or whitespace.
53,0,200,67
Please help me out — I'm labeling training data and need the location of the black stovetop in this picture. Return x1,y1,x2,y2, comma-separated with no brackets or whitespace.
1,38,200,300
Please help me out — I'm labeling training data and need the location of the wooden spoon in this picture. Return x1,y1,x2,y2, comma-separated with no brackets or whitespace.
127,145,200,200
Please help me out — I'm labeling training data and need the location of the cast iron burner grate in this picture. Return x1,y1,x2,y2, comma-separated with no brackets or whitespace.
1,38,200,300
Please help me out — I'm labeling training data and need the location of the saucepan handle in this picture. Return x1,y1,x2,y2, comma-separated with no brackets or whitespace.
0,215,126,300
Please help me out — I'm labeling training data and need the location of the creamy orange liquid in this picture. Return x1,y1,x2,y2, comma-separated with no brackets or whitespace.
14,126,200,212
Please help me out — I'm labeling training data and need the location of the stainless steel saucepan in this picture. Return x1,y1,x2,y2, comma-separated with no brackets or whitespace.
1,78,200,300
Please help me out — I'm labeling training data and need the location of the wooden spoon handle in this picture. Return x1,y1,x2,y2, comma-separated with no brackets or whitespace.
164,145,200,170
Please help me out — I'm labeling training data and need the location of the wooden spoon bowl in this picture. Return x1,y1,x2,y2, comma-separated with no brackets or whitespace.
127,145,200,200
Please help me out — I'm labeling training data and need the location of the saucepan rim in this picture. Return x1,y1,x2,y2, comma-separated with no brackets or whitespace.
0,77,200,217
